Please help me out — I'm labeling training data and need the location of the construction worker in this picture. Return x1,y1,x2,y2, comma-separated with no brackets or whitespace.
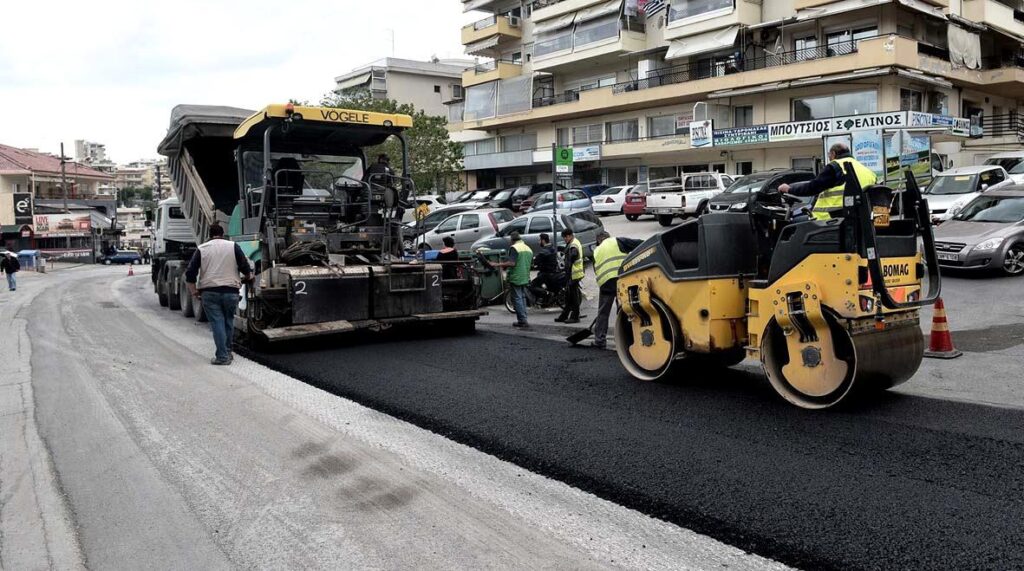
778,142,876,220
556,228,585,324
495,231,533,329
436,236,460,279
185,223,253,365
591,231,643,349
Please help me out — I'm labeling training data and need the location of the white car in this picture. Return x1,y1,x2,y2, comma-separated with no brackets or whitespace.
923,165,1014,223
401,194,447,223
591,185,635,215
983,151,1024,185
645,173,735,226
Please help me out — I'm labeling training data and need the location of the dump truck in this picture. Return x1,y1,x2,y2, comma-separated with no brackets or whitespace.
154,103,484,344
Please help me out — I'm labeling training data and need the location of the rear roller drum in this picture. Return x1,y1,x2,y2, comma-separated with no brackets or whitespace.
614,297,680,381
761,313,856,409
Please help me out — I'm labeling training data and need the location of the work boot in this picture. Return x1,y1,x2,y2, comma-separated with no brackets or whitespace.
211,357,231,366
591,342,606,349
513,322,530,329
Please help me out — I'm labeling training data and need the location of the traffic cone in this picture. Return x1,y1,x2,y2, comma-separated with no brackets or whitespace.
127,265,134,277
924,297,962,359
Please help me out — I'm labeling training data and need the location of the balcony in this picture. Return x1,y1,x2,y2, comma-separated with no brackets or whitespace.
663,0,761,42
462,15,521,46
462,60,523,88
462,0,503,13
469,35,916,129
962,0,1024,42
463,149,537,170
794,0,948,10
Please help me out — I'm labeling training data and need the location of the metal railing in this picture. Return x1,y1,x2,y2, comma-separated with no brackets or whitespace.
465,15,497,31
983,113,1024,140
472,59,522,74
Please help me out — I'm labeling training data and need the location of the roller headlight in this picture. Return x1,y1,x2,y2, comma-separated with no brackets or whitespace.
974,238,1004,252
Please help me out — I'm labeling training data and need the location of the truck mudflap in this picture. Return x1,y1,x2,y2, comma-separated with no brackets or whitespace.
248,309,487,343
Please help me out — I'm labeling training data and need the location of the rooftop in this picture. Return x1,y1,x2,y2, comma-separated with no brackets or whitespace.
0,144,114,179
334,57,476,83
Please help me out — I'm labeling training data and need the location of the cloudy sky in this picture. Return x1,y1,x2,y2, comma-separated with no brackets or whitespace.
0,0,477,163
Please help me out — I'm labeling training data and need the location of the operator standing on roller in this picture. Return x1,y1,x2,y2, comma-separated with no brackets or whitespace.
591,231,643,349
556,228,585,324
778,142,877,220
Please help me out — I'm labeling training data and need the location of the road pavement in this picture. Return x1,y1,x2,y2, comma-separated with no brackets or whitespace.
0,265,784,570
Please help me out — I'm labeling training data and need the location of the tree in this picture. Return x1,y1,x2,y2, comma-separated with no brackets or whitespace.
319,92,464,194
119,186,154,207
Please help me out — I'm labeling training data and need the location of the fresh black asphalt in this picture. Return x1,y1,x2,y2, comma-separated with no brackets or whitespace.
249,329,1024,570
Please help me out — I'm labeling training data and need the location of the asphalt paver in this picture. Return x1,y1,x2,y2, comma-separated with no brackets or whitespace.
251,329,1024,571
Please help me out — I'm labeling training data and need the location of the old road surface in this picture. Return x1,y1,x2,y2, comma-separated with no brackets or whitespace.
3,265,789,570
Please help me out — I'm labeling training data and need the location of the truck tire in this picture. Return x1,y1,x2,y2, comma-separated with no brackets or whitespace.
167,273,182,311
658,214,674,227
181,286,195,318
194,298,208,322
157,269,169,307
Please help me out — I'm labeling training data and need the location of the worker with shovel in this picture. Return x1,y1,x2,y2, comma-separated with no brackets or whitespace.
568,231,642,348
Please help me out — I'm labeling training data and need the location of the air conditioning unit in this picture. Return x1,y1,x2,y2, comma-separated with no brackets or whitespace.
508,16,520,27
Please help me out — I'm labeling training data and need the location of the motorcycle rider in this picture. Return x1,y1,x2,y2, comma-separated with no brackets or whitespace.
529,233,563,302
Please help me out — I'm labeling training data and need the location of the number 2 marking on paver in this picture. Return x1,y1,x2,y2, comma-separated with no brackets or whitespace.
294,281,308,295
431,275,441,287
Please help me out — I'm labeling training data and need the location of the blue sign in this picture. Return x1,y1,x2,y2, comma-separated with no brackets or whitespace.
713,125,769,147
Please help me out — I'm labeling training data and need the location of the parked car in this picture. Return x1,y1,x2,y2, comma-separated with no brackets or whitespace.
983,151,1024,185
623,181,650,221
646,173,734,226
575,183,611,198
592,185,635,215
932,188,1024,275
510,183,567,212
102,249,143,265
455,189,502,208
421,208,516,250
402,204,478,249
484,187,519,210
527,189,592,212
400,194,447,223
708,170,815,213
471,211,604,257
924,166,1013,223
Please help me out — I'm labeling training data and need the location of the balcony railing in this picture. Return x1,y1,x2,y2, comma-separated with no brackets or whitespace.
467,15,497,31
983,113,1024,140
472,59,521,73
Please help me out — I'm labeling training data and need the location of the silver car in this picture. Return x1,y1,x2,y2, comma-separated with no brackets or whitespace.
470,211,604,257
422,208,516,250
933,188,1024,275
527,189,593,212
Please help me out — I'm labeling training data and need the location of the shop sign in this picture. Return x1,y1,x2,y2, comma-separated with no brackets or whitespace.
768,112,907,142
33,214,92,237
13,193,33,225
689,120,714,148
675,110,694,133
573,145,601,162
713,125,769,147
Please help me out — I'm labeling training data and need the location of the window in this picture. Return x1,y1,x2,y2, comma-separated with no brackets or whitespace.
452,85,464,100
572,124,603,145
500,133,538,152
574,14,620,49
492,210,515,224
556,128,570,146
668,0,733,23
684,175,717,190
434,85,441,93
436,217,459,233
460,214,480,230
535,31,573,58
900,89,923,112
511,51,522,64
648,115,683,138
792,157,817,171
735,162,753,175
528,216,552,234
795,35,818,61
929,92,949,115
463,138,497,156
825,26,875,56
733,105,753,128
793,90,876,121
500,218,529,236
981,169,1006,187
606,119,639,142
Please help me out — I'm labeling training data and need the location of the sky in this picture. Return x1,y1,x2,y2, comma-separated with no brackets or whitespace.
0,0,477,164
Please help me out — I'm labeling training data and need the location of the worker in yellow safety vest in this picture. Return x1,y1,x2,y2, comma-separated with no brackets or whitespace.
556,228,586,324
778,142,877,220
590,231,643,349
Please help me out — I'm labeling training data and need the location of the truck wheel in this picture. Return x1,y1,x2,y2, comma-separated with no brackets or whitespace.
167,274,182,311
658,215,674,227
157,270,169,307
181,286,195,318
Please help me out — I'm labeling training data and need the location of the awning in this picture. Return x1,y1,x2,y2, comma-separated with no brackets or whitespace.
465,36,500,55
533,12,576,35
463,0,493,12
575,0,623,24
336,72,371,91
897,0,946,19
897,69,954,88
795,0,887,22
665,25,739,60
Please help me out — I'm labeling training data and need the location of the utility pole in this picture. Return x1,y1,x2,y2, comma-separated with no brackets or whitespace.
60,142,70,213
155,165,162,201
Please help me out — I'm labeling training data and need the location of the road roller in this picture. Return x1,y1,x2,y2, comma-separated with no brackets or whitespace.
613,168,941,409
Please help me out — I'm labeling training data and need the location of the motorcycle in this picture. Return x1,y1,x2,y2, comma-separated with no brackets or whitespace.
503,275,576,313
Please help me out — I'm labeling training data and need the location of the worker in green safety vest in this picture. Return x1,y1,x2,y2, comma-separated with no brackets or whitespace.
495,231,534,329
590,231,643,349
556,228,586,324
778,142,877,220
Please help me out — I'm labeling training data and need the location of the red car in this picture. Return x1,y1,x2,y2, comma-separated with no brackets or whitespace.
623,187,648,221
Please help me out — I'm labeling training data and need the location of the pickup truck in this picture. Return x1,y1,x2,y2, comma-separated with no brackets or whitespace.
645,172,734,226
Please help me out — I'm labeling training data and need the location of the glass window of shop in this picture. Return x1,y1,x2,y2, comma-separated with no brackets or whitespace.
648,115,683,138
649,166,677,179
572,124,604,145
606,119,639,143
792,90,876,121
606,168,640,186
900,89,923,112
668,0,733,23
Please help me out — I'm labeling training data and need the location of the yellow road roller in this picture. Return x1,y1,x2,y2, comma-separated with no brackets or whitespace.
614,168,941,409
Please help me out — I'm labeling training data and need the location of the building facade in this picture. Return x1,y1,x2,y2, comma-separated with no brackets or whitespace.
451,0,1024,190
334,57,477,117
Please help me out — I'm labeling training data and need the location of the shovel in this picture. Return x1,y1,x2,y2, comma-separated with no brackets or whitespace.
566,317,598,346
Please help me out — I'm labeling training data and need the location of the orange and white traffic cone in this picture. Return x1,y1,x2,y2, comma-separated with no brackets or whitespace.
127,265,134,277
924,297,962,359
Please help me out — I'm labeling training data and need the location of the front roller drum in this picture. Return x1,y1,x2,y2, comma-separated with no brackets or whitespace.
614,297,680,381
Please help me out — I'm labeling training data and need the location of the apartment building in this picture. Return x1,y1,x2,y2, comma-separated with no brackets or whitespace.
334,57,477,117
451,0,1024,190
